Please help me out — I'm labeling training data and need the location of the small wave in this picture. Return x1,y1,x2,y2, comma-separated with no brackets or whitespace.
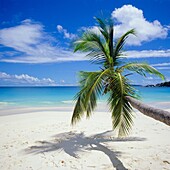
41,101,54,104
0,102,9,106
62,100,74,104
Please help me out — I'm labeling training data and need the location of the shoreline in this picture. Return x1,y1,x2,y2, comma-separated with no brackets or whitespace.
1,100,170,117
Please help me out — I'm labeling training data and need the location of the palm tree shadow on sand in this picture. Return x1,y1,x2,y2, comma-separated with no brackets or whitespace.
25,131,146,170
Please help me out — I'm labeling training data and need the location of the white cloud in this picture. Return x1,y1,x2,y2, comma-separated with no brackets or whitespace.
151,62,170,70
125,49,170,58
56,25,63,32
80,26,99,34
112,5,168,45
0,20,85,63
80,5,168,46
57,25,76,39
0,72,56,86
152,62,170,67
156,67,169,70
60,79,65,83
0,72,10,78
0,20,43,49
0,50,86,63
0,17,169,64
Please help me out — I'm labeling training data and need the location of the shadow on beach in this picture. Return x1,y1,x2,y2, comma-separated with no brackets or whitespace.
25,131,146,170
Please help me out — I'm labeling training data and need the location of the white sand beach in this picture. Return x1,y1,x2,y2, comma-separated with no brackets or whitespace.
0,107,170,170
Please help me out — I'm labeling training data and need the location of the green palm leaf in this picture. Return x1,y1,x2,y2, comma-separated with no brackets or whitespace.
119,62,165,80
95,17,109,41
74,32,110,66
71,69,109,124
95,17,114,66
114,29,135,63
108,72,135,136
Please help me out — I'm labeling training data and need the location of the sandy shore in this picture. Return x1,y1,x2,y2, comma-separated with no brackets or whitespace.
0,107,170,170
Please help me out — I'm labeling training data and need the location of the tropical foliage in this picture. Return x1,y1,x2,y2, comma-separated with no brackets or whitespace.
71,17,165,136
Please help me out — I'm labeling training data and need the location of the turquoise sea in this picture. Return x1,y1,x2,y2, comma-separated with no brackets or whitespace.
0,86,170,109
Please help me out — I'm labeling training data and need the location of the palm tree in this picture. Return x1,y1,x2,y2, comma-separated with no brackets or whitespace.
71,17,165,136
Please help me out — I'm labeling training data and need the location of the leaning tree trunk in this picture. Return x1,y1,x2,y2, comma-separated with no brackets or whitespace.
126,96,170,126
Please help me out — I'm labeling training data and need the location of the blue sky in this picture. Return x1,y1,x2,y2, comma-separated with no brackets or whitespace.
0,0,170,86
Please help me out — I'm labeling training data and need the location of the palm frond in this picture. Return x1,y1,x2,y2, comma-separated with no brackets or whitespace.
71,69,109,124
73,32,110,66
114,29,135,62
95,17,109,41
86,51,104,64
119,62,165,80
74,32,105,53
108,72,135,136
108,22,114,58
95,17,114,66
71,95,86,124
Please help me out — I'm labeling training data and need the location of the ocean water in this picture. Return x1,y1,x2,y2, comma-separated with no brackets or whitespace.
0,86,170,109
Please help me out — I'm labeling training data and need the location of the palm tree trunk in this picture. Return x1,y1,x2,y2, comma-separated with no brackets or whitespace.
126,96,170,126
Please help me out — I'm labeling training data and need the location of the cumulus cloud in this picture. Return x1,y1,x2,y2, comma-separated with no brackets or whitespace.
57,25,76,39
0,72,56,86
111,5,168,45
80,5,168,46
